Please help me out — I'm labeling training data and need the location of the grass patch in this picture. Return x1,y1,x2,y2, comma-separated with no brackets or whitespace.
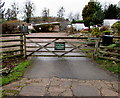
0,60,30,86
95,58,120,73
81,48,120,74
81,48,94,58
2,89,19,97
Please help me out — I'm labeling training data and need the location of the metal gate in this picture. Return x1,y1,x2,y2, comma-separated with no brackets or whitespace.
25,36,89,58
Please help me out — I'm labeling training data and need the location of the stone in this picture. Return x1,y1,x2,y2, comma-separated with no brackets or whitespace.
72,80,91,88
101,88,118,96
48,86,66,93
19,85,46,96
49,92,61,96
50,79,61,86
72,85,100,96
60,80,72,88
93,80,109,90
61,89,73,96
111,81,119,90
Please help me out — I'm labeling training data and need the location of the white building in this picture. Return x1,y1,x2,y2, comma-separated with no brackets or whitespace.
103,19,120,27
118,1,120,8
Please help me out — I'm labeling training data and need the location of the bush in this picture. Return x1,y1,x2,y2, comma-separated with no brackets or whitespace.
91,27,102,37
111,21,120,36
103,30,112,35
72,20,84,23
2,20,27,34
81,30,89,33
2,24,17,34
100,25,110,32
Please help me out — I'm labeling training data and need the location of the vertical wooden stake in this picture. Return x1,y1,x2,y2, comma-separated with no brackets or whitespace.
23,34,27,58
93,38,100,59
20,34,24,55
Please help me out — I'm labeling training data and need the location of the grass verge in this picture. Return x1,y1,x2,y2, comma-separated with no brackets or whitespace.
81,48,120,74
0,60,30,86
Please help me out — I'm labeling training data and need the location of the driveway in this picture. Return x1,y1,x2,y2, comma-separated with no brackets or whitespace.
24,57,117,81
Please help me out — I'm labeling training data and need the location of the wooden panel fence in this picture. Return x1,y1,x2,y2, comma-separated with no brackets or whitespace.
0,34,24,60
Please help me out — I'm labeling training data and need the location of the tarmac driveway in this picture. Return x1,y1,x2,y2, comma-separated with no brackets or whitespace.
24,57,117,81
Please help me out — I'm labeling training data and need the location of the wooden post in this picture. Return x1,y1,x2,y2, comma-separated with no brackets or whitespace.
20,34,24,55
93,38,100,59
23,34,27,58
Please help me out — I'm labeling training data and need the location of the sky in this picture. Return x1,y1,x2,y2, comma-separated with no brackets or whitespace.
2,0,120,20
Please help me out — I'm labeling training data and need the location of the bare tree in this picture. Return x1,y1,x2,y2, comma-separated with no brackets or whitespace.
5,8,11,21
24,1,35,23
68,12,74,21
57,7,65,21
42,8,49,22
5,2,19,21
74,13,80,20
11,2,19,20
0,0,5,18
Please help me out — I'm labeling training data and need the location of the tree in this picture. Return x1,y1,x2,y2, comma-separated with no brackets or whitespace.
117,8,120,19
104,4,120,19
24,1,35,23
5,2,19,21
111,21,120,36
74,13,80,20
42,8,49,22
92,2,104,26
10,2,19,20
5,8,11,21
68,12,74,21
57,7,65,21
82,1,104,31
0,0,5,18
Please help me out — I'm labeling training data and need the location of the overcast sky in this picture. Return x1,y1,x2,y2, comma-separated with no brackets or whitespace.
2,0,120,20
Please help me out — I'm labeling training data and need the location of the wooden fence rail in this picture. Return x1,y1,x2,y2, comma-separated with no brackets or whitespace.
0,34,24,60
94,36,120,62
1,33,119,61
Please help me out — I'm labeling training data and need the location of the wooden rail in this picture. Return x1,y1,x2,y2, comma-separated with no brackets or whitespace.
94,37,120,62
26,36,89,39
1,34,24,60
25,36,90,58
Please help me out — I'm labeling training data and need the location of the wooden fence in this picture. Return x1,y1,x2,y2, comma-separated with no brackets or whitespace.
1,33,120,62
94,36,120,62
0,34,24,60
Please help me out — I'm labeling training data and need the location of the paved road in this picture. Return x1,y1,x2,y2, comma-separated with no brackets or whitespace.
24,57,117,80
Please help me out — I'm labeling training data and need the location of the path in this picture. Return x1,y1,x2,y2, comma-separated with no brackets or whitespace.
24,57,117,80
3,32,119,97
3,77,118,96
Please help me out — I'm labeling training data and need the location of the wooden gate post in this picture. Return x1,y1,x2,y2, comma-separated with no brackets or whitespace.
20,34,24,55
93,38,100,59
23,34,27,58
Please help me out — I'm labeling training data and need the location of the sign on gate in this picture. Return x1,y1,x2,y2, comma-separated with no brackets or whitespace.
55,42,65,50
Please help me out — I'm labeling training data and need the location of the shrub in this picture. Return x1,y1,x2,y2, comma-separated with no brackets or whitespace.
2,20,27,34
81,30,89,33
103,30,112,35
91,27,102,37
100,25,110,32
2,24,17,34
111,21,120,36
